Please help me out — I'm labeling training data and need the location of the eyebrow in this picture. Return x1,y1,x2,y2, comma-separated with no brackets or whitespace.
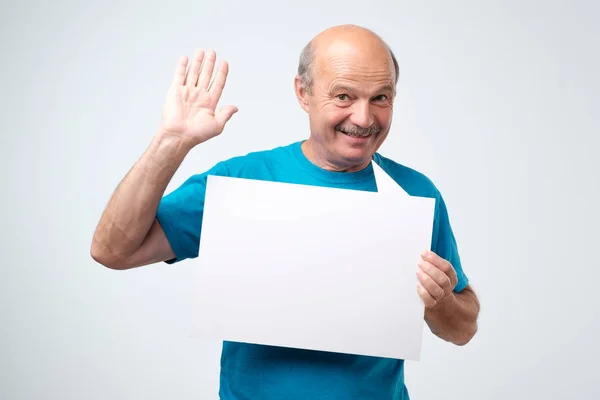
330,85,356,93
378,84,395,94
330,84,395,95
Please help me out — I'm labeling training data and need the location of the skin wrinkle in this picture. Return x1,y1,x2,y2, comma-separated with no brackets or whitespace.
295,26,398,173
301,33,395,171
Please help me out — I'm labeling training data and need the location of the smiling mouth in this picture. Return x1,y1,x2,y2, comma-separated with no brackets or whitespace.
336,127,379,139
343,132,372,139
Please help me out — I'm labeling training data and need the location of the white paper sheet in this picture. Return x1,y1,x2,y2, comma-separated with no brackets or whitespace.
372,161,410,197
189,162,436,361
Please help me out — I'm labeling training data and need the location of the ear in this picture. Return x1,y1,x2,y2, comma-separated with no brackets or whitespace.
294,75,310,113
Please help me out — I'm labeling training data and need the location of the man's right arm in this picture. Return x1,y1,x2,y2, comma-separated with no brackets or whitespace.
90,134,191,270
90,49,238,270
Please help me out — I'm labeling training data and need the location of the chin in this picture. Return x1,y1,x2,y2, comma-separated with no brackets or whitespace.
335,133,379,163
335,144,376,169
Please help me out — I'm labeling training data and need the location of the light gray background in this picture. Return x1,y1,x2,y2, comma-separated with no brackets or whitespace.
1,0,598,399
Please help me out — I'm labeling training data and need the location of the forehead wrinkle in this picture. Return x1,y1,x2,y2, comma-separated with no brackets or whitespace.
328,76,395,95
315,55,394,90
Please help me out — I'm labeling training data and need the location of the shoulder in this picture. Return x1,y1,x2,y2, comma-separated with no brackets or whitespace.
373,152,441,199
208,142,297,177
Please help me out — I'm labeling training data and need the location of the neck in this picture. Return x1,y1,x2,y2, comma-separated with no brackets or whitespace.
301,139,370,172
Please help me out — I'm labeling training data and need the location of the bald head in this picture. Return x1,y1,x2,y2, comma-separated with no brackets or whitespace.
293,25,398,172
298,25,399,94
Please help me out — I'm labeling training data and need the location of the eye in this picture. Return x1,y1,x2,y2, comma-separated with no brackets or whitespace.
372,94,388,102
336,94,349,101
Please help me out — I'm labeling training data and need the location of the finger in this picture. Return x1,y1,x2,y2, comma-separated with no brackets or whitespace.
422,250,457,282
171,55,189,87
419,260,451,292
215,105,238,129
417,268,445,301
197,50,217,89
184,49,205,87
416,282,436,308
208,60,229,99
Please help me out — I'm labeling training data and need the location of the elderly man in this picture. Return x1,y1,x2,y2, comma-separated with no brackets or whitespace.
91,24,480,400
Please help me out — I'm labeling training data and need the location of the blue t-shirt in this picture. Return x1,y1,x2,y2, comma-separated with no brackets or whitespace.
156,140,469,400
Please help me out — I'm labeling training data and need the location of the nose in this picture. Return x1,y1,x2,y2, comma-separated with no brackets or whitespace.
349,101,375,128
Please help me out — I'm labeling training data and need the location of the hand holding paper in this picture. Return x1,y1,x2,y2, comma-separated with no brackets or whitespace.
416,251,459,308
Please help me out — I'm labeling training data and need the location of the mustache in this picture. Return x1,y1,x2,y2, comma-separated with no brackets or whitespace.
335,123,381,136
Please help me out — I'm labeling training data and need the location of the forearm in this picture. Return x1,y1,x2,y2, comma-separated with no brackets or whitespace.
91,132,191,262
424,287,480,346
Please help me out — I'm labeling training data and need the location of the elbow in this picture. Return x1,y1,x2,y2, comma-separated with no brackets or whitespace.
90,241,130,270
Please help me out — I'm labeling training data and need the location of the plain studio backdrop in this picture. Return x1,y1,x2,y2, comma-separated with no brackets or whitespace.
1,0,598,399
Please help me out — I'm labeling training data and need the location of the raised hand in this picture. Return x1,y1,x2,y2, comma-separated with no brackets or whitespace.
159,49,238,147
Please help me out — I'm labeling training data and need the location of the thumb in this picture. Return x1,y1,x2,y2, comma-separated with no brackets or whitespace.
215,105,238,128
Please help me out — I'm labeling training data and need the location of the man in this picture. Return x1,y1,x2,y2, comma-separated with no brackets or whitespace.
91,25,480,400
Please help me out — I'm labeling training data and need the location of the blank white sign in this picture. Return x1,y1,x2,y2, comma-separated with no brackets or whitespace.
190,163,436,361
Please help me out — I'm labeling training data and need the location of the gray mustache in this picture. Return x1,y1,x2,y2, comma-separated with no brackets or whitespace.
335,124,381,136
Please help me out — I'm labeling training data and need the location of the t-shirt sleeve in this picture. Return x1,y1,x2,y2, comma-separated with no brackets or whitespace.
156,162,228,264
431,192,469,293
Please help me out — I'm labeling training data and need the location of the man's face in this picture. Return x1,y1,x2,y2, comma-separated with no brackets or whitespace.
297,45,396,171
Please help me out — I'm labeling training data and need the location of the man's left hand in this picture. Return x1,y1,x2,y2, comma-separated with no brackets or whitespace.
416,250,458,308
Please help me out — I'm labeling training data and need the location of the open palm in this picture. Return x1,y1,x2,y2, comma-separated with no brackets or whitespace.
160,49,238,146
